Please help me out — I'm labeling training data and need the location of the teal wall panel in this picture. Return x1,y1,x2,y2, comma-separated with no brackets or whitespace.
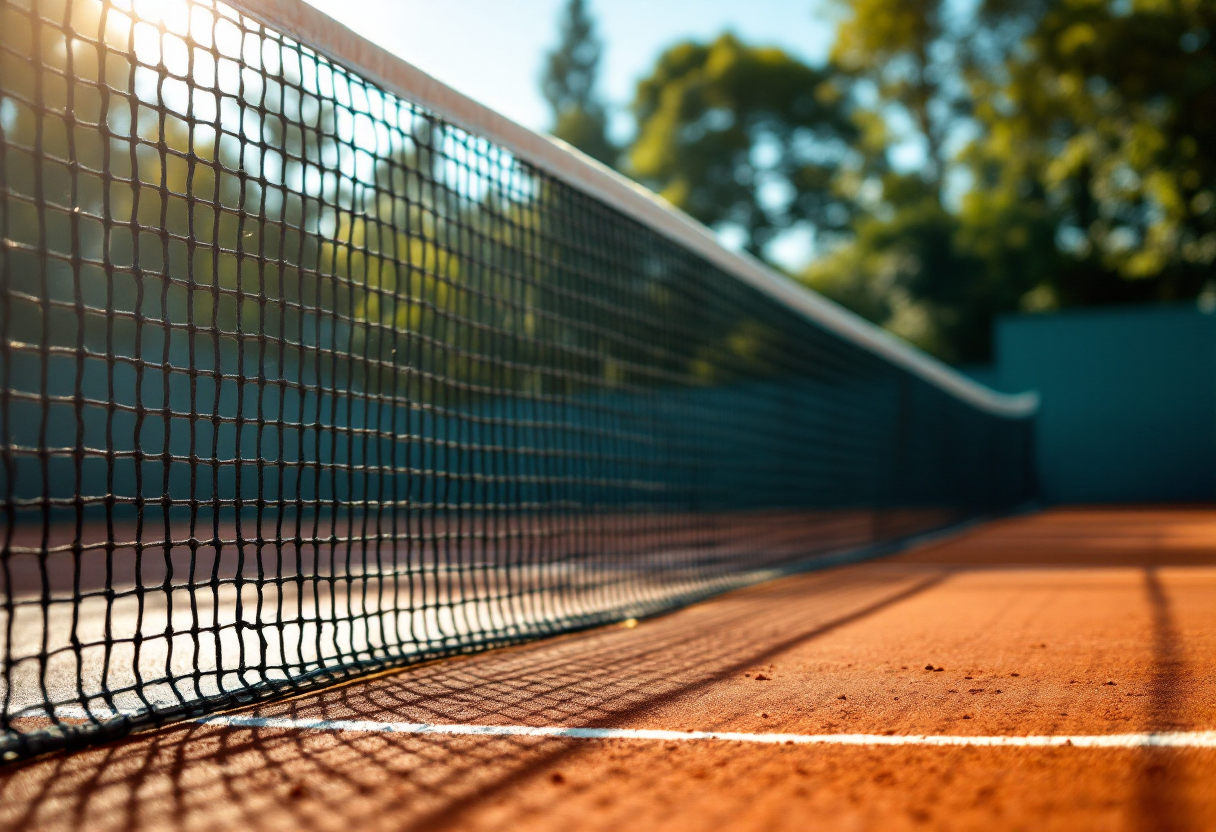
986,304,1216,504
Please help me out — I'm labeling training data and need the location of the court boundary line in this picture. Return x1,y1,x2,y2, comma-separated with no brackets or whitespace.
197,715,1216,749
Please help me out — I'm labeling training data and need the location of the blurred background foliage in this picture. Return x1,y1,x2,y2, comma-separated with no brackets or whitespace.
1,0,796,405
3,0,1211,381
545,0,1216,364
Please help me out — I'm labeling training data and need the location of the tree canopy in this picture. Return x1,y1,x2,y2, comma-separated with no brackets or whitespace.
541,0,619,167
607,0,1216,364
967,0,1216,305
627,34,858,260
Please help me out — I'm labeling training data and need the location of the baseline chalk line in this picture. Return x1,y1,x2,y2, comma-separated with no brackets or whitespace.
198,715,1216,749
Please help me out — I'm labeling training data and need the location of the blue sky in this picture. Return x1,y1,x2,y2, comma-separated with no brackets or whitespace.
300,0,839,138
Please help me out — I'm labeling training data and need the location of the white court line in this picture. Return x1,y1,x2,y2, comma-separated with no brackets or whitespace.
198,714,1216,749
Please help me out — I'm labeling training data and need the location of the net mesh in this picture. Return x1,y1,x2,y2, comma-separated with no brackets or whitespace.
0,0,1035,760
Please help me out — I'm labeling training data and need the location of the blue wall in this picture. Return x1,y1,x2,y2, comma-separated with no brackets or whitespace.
980,303,1216,504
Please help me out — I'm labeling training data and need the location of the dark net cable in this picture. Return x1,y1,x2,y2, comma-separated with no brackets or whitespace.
0,0,1035,761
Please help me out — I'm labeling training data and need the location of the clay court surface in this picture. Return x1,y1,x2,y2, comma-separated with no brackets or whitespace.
2,507,1215,831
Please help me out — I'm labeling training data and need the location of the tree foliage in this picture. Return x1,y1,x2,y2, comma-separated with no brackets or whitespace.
542,0,618,167
612,1,1215,362
628,34,858,259
801,0,1216,363
968,0,1216,304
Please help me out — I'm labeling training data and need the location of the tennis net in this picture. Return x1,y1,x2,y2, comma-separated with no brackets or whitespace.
0,0,1037,761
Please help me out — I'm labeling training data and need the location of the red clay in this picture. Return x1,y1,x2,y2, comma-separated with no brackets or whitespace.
2,508,1215,831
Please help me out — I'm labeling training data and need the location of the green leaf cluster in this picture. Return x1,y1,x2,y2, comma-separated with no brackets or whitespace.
541,0,619,167
627,34,858,259
621,0,1216,363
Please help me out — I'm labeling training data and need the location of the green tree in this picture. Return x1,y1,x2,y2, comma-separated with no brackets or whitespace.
800,0,1035,363
966,0,1216,307
805,0,1216,364
628,34,859,259
803,175,1054,363
542,0,618,167
832,0,956,194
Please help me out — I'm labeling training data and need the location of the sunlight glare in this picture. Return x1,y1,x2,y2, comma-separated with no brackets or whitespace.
128,0,193,37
